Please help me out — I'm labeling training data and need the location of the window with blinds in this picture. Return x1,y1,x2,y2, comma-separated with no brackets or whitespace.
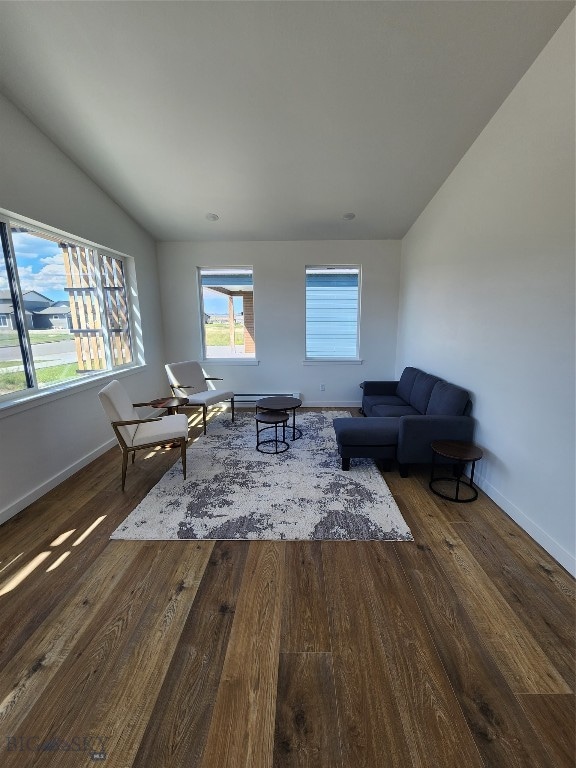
305,266,360,360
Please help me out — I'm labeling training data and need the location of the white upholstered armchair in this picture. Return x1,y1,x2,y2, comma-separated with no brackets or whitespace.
98,379,189,491
165,361,234,434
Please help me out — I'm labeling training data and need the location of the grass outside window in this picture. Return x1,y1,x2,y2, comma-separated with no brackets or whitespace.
204,324,245,348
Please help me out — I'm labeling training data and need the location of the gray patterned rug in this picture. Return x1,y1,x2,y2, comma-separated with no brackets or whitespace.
111,410,413,541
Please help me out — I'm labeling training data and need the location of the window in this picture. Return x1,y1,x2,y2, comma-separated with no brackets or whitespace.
305,266,360,360
198,268,255,358
0,217,136,401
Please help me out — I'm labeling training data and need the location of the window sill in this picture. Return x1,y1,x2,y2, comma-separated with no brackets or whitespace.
202,358,260,366
302,359,363,365
0,364,146,419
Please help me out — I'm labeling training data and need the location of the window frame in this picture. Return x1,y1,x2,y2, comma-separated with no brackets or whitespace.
304,265,361,362
197,266,256,361
0,209,142,409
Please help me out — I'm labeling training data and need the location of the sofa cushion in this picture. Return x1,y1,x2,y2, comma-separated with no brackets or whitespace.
426,381,470,416
369,395,406,406
409,371,442,413
333,417,400,446
396,366,420,402
372,404,419,417
363,394,405,416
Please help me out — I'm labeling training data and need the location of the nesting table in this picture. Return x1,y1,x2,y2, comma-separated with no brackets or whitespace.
255,396,303,441
255,410,290,454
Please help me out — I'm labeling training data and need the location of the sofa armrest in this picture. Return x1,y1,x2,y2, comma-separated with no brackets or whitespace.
397,415,475,464
361,380,399,396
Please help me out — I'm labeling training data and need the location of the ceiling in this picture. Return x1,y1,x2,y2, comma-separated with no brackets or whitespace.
0,1,573,242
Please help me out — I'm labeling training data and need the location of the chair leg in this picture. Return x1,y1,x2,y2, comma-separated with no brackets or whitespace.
181,438,187,479
121,448,129,491
202,405,207,435
231,396,235,422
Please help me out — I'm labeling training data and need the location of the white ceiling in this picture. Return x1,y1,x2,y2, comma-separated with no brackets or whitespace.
0,1,573,242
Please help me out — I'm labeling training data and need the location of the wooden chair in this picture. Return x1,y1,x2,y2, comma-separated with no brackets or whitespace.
165,361,234,434
98,379,189,491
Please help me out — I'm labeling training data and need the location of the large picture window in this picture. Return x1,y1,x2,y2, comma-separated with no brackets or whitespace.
305,266,360,360
198,268,255,359
0,217,135,400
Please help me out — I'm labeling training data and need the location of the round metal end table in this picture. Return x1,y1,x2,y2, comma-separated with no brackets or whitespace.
255,396,302,441
255,410,290,454
429,440,483,503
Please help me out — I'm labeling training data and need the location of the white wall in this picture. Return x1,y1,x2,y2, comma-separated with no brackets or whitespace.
157,240,401,406
0,94,167,522
397,14,575,574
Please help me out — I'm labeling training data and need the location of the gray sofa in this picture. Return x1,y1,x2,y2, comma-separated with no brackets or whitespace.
333,366,474,474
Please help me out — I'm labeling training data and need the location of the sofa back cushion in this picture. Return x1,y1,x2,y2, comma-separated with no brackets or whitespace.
396,367,420,402
426,381,471,416
409,371,442,413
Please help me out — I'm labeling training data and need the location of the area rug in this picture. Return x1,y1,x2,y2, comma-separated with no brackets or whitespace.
110,410,413,541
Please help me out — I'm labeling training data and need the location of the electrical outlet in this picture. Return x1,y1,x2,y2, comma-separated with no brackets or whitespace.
320,383,326,391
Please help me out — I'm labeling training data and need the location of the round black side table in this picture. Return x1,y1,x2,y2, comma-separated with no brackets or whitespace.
429,440,483,503
255,396,302,441
255,410,289,454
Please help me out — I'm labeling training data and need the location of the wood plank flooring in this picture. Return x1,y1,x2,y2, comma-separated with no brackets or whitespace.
0,412,573,767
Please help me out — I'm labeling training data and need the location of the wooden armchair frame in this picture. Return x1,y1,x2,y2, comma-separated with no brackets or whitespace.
99,380,189,491
110,413,187,491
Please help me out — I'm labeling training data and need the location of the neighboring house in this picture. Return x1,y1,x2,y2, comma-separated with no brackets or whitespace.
20,290,52,313
207,313,244,325
0,290,71,330
0,290,33,329
0,290,16,328
0,301,17,328
32,303,72,330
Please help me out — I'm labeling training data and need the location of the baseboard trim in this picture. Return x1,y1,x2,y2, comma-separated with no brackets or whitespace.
475,475,575,577
235,400,360,409
0,438,116,527
297,401,360,409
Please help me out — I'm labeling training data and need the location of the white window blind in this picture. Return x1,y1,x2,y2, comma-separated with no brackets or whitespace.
305,266,360,359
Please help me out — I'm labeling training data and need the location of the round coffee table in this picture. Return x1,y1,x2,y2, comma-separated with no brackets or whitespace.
429,440,483,503
256,396,302,441
255,410,289,454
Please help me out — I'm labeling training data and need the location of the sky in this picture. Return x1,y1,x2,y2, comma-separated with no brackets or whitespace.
5,231,69,302
202,288,244,316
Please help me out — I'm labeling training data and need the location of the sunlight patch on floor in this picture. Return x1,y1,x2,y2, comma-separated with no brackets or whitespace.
46,551,71,572
0,552,23,574
50,529,76,547
0,552,51,596
0,515,107,594
72,516,106,546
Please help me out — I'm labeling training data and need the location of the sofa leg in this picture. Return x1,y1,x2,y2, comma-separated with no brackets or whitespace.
341,457,350,471
398,463,409,478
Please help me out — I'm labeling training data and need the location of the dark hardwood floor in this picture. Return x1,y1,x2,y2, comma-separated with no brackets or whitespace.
0,409,573,767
